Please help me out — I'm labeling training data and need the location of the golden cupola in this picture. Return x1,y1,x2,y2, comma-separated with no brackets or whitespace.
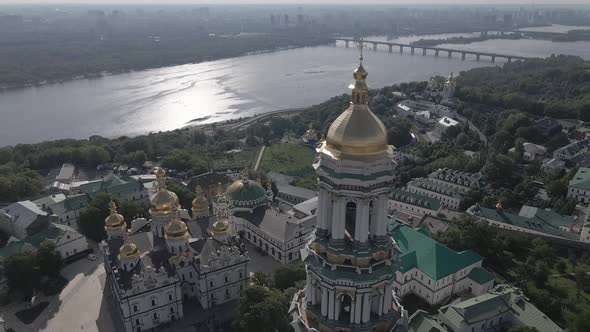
211,211,229,234
165,217,189,239
105,201,125,230
119,231,140,261
192,185,208,213
150,169,179,215
324,45,390,158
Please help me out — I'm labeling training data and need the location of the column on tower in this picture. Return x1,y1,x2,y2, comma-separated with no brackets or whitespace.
305,274,312,302
321,287,328,317
359,200,370,243
328,289,335,320
335,294,341,321
355,293,362,323
317,189,329,233
377,290,384,316
331,198,345,240
383,283,393,314
362,293,371,323
375,195,389,237
350,298,356,324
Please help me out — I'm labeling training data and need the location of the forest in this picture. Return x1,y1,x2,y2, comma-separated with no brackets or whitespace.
0,32,330,88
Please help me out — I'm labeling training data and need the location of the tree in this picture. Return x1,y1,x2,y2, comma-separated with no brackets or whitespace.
233,285,292,332
3,252,39,294
36,241,63,276
251,272,272,287
273,264,306,290
78,206,107,242
533,260,550,288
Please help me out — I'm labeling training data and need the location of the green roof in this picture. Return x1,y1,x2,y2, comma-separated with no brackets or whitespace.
63,194,91,212
399,310,449,332
390,188,442,211
467,267,495,284
224,179,269,208
0,223,73,261
468,206,579,240
568,167,590,191
439,285,564,332
78,176,143,197
390,224,482,280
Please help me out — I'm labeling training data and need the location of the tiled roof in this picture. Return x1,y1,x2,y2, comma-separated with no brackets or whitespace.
400,310,449,332
1,201,48,229
390,188,441,211
467,267,495,285
568,167,590,191
467,205,579,240
439,285,564,332
407,178,463,198
390,224,482,280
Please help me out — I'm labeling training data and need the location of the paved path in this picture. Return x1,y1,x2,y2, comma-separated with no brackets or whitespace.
1,244,120,332
253,145,266,171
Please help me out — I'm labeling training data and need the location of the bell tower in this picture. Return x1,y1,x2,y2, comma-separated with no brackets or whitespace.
296,42,399,332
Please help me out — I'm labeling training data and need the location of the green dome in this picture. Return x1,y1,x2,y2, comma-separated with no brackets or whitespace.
224,179,269,209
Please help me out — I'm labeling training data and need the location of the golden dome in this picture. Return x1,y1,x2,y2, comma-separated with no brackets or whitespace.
150,169,179,214
165,218,189,238
325,54,389,156
119,232,139,259
192,185,208,212
212,211,228,233
105,201,125,229
212,220,228,233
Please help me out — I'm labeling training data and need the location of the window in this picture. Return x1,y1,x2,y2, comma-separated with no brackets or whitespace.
210,281,214,287
151,299,156,306
134,305,138,312
153,313,158,320
136,319,140,326
169,294,172,301
170,307,174,313
225,276,229,282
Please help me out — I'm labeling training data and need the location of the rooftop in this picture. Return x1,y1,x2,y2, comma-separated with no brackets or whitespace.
1,201,48,229
439,285,564,332
234,206,315,242
389,223,482,280
569,167,590,191
276,183,317,200
467,205,579,240
390,188,441,211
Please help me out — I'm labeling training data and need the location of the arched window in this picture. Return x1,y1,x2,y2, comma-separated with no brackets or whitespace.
345,202,357,238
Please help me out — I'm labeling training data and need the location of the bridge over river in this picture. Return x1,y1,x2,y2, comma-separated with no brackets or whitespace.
334,37,532,63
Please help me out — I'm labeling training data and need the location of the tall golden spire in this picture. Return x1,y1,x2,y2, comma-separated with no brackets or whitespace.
351,36,369,106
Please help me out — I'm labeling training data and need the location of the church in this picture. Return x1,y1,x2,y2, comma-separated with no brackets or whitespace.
100,169,249,332
290,49,398,332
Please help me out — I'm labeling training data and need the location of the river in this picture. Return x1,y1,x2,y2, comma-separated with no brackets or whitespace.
1,33,589,146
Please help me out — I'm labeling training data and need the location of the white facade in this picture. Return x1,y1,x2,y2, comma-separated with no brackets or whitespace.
406,181,462,210
54,226,89,259
435,116,459,136
393,263,492,306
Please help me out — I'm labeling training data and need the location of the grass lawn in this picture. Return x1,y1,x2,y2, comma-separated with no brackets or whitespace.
259,143,315,174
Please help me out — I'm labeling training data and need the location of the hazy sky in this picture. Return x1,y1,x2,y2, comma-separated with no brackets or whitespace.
0,0,588,5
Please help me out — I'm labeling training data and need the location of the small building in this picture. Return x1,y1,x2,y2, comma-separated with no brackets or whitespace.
388,188,442,217
435,116,460,136
508,142,547,161
275,183,317,205
218,173,315,264
553,138,590,162
0,201,57,240
396,100,455,125
389,223,495,306
396,285,564,332
534,117,562,138
467,204,589,244
211,165,243,181
406,178,463,210
567,167,590,204
0,223,88,261
541,158,565,175
438,285,564,332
